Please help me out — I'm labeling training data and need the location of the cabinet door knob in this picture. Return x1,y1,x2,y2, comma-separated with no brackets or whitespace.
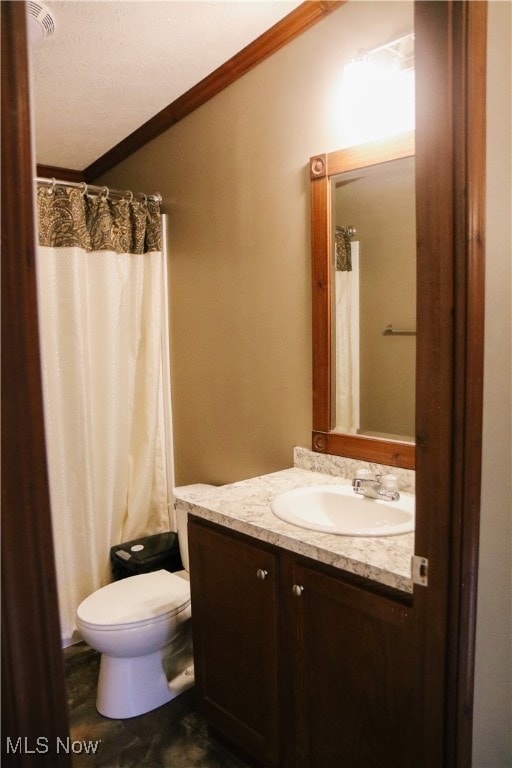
292,584,304,597
256,569,268,581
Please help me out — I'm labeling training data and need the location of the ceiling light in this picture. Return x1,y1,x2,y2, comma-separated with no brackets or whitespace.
336,33,415,147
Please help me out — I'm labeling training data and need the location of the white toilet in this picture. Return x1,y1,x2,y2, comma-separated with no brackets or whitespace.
76,484,212,719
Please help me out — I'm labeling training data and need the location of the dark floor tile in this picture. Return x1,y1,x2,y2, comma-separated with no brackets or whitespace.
180,709,210,737
127,724,249,768
69,705,139,768
123,689,196,742
65,645,101,710
64,642,251,768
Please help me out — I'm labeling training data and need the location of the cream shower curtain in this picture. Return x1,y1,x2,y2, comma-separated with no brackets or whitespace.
36,186,173,643
335,240,360,433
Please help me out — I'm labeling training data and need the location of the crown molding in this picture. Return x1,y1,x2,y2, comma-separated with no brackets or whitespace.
84,1,345,182
36,164,87,183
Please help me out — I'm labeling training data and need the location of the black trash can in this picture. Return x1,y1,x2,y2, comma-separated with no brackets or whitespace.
110,531,183,580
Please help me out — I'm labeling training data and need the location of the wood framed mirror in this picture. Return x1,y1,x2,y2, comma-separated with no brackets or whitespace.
310,132,416,469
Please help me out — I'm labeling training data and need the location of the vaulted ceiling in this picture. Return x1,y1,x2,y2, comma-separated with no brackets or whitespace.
31,1,305,173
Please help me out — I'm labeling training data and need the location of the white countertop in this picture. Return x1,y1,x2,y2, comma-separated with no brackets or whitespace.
174,467,414,594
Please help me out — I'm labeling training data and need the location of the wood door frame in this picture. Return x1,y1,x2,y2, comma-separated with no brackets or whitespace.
1,3,71,766
1,2,486,766
414,2,486,764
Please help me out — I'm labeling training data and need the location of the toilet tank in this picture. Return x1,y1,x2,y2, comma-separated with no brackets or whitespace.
174,484,215,572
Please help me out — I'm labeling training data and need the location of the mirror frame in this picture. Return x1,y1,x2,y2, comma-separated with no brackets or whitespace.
310,131,416,469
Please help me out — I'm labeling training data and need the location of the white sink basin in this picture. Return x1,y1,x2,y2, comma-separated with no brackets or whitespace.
271,484,414,537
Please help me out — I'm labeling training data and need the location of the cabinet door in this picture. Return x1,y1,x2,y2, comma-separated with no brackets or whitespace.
284,558,414,768
188,519,280,767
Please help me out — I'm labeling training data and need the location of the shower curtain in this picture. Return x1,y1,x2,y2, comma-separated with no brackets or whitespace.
36,186,174,643
335,240,360,433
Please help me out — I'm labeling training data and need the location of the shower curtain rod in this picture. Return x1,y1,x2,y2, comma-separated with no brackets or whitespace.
35,176,162,203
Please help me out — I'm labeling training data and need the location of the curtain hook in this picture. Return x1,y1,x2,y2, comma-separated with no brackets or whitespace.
137,192,147,204
79,182,88,197
100,186,109,201
124,190,134,203
47,177,56,196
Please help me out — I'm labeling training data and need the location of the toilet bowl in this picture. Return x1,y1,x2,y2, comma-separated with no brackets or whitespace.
76,483,214,719
76,569,192,718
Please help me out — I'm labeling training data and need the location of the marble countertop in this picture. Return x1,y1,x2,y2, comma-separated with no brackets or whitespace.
175,467,414,594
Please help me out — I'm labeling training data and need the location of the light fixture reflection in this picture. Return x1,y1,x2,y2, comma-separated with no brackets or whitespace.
336,33,415,147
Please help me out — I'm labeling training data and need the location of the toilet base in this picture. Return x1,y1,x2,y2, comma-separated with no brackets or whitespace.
96,647,193,719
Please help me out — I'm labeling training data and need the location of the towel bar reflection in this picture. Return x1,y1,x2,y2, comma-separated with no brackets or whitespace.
383,324,417,336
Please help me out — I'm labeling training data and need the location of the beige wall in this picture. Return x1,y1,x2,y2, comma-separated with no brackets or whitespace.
98,1,413,485
473,2,512,765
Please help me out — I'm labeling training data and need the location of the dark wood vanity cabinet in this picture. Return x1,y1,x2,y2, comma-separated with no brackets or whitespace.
188,517,414,768
280,556,414,768
188,518,280,767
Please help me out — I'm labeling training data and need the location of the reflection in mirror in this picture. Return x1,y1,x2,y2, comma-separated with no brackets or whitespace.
332,156,416,441
311,132,415,469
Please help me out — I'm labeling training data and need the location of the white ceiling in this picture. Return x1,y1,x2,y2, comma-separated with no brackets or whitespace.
31,0,303,170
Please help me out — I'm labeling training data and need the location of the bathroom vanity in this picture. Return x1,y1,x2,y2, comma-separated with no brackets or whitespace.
176,452,416,768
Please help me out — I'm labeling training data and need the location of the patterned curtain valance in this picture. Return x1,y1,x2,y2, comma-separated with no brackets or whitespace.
335,226,352,272
37,186,161,254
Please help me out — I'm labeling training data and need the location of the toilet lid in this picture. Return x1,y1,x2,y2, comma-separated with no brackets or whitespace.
76,569,190,630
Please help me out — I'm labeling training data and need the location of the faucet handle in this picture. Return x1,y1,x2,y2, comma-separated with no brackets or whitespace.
381,474,399,493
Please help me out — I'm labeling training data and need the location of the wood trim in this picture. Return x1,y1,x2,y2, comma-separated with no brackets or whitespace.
84,1,345,181
448,2,487,764
314,431,416,470
325,131,415,177
311,173,331,432
1,3,71,765
413,2,486,765
413,5,459,762
36,164,87,183
310,133,416,470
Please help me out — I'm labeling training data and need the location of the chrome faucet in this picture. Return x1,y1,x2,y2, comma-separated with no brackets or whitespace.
352,471,400,501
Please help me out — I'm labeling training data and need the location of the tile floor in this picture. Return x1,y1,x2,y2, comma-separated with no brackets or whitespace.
64,642,252,768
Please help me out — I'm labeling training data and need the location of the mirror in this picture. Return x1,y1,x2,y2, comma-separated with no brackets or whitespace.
310,132,415,469
333,154,416,439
